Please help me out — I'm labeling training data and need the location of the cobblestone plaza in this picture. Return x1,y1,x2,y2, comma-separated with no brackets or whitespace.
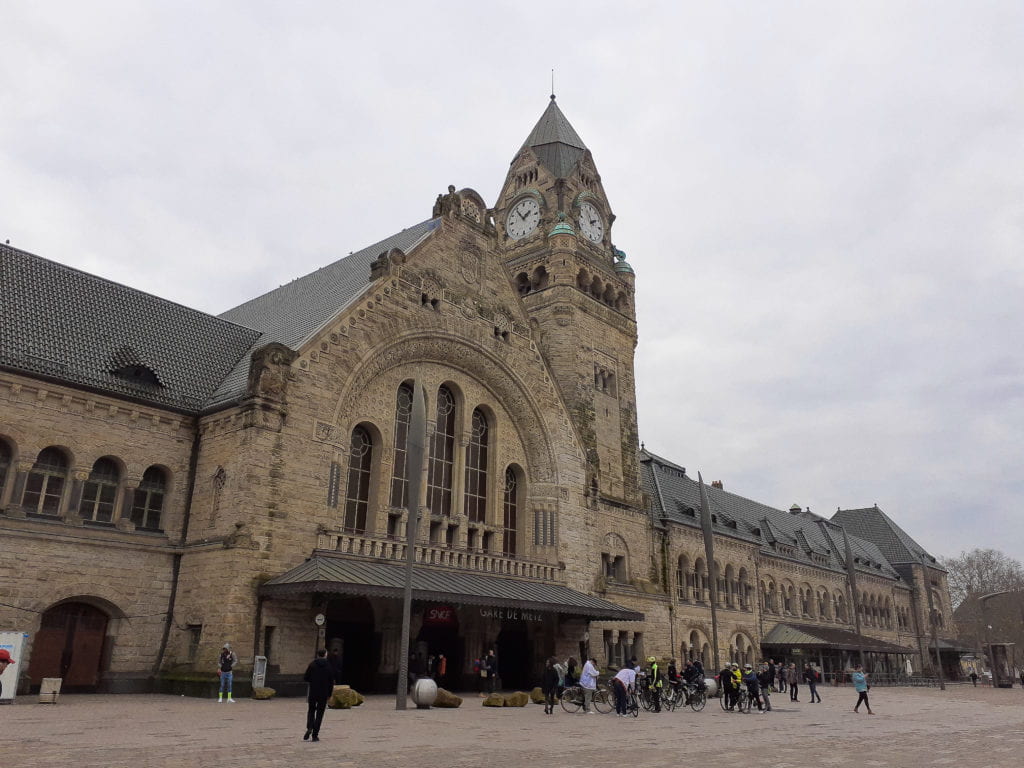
3,686,1022,768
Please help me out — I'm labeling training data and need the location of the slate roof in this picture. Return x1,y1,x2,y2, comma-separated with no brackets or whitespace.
832,506,940,567
260,554,644,621
207,217,441,408
762,622,913,653
0,243,261,412
522,98,587,179
639,449,901,581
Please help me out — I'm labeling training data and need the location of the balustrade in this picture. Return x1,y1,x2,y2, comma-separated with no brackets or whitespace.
316,530,560,581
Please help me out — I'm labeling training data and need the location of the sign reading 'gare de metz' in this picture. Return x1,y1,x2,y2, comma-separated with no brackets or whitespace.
422,605,544,624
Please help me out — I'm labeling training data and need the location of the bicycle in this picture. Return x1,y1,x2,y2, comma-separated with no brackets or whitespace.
610,682,640,717
559,685,585,713
593,684,614,714
735,687,751,713
560,684,614,714
683,682,707,712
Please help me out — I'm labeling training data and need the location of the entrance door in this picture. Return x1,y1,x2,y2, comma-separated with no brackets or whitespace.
325,597,378,692
32,603,108,690
496,622,531,691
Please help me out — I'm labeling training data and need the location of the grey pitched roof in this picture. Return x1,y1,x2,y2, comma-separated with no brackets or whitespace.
522,98,587,179
206,217,441,408
639,449,901,580
762,622,913,653
260,554,644,621
832,506,940,567
0,243,261,412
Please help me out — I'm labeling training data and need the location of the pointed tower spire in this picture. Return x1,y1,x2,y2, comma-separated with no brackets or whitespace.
521,98,587,179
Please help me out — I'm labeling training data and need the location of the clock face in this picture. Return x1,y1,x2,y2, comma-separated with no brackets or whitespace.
578,201,604,243
506,197,541,240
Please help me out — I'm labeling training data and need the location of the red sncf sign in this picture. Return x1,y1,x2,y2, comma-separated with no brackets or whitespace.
423,605,457,626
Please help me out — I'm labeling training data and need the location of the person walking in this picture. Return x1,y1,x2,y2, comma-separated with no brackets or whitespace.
541,657,559,715
804,663,822,703
766,659,777,692
787,663,800,702
777,662,787,694
485,649,498,694
852,664,873,714
303,649,335,741
436,653,447,687
969,668,978,687
757,663,773,711
612,664,636,716
580,656,600,713
217,643,238,703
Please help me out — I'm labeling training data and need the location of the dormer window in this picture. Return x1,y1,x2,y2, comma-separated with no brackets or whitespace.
112,364,162,386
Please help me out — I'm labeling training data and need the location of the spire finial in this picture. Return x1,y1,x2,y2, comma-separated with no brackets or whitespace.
550,68,555,100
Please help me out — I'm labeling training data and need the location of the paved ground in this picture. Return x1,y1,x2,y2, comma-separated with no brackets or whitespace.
2,684,1022,767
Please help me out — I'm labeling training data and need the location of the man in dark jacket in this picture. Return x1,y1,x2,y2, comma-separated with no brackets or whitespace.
719,664,736,710
304,649,335,742
803,663,822,703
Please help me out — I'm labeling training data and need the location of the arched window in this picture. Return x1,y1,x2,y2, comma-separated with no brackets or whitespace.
389,382,413,508
0,440,11,502
676,555,691,602
23,447,69,515
426,386,456,516
464,408,488,523
81,457,121,523
132,466,167,530
502,467,518,556
343,426,373,533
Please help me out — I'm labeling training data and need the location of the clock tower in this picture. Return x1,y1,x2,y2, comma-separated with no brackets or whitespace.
495,97,641,507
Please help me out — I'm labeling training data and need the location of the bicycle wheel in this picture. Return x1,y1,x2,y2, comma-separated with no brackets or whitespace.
630,696,639,717
560,686,582,713
690,689,706,712
638,688,655,712
593,686,613,714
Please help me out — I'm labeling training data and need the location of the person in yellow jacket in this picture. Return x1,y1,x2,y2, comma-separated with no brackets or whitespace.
646,656,664,712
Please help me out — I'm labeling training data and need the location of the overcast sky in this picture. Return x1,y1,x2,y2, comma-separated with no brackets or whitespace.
3,2,1022,561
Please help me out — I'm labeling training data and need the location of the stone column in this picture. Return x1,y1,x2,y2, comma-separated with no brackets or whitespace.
5,465,31,517
64,470,88,524
117,483,138,531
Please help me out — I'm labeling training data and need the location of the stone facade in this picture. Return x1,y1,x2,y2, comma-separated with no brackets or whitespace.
0,99,954,695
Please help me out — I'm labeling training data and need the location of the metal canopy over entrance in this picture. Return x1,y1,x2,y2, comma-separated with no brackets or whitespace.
260,554,644,621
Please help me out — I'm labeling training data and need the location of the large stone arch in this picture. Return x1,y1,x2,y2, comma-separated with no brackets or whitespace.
329,332,562,484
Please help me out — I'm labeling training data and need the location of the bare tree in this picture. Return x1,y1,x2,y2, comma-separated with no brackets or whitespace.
940,548,1024,608
943,549,1024,659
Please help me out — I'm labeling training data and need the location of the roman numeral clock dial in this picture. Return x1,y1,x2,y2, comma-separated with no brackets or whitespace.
578,201,604,243
506,197,540,240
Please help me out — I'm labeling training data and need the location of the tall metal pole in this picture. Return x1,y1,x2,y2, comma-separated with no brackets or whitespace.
919,556,946,691
841,527,867,671
698,473,721,673
395,381,427,710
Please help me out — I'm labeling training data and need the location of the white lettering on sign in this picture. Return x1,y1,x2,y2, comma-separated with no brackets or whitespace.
426,606,453,622
478,608,544,622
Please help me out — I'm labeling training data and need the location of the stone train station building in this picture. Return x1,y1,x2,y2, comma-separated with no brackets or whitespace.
0,99,958,695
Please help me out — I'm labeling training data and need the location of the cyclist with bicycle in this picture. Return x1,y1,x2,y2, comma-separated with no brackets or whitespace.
742,664,767,713
612,664,637,717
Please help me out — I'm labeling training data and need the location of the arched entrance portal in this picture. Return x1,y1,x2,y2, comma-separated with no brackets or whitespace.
32,602,109,691
324,596,378,693
415,604,463,691
496,621,532,691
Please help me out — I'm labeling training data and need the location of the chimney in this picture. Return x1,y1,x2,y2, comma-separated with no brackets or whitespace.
711,480,723,490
